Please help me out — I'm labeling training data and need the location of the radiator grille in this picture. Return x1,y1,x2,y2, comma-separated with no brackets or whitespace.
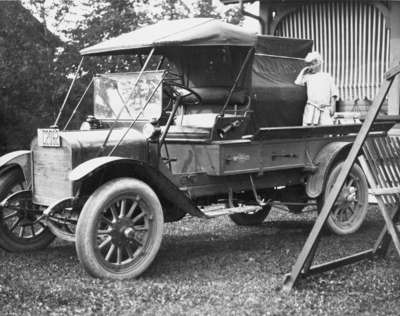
32,145,73,206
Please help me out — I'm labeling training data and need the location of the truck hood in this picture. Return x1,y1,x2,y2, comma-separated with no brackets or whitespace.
31,127,147,164
58,128,147,160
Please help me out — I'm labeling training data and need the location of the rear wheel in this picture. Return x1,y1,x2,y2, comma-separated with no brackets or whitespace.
76,178,164,279
320,161,369,235
229,206,271,226
0,168,55,251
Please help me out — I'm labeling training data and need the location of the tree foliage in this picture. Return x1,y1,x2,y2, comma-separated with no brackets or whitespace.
68,0,152,48
223,6,243,25
153,0,190,20
0,0,243,152
192,0,220,18
0,1,75,152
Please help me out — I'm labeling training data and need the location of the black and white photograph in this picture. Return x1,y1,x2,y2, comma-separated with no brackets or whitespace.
0,0,400,314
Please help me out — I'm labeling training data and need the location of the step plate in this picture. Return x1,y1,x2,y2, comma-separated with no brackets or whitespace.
202,205,261,218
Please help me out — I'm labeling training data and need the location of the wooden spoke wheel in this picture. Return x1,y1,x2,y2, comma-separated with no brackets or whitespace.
76,178,163,279
320,161,369,235
0,169,55,251
229,206,271,226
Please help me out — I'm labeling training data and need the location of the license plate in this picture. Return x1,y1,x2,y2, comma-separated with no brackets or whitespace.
37,128,61,147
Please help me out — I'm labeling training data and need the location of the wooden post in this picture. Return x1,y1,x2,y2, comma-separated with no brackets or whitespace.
388,2,400,115
259,1,272,34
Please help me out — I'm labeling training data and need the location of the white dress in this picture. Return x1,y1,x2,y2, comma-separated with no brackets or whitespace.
295,72,338,126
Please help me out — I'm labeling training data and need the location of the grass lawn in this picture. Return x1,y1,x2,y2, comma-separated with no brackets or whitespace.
0,206,399,315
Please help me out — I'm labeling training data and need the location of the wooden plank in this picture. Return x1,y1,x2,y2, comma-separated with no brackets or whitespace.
382,137,400,204
387,137,400,166
390,137,400,185
373,205,400,256
369,140,393,187
372,139,397,205
369,187,400,195
252,122,394,141
362,115,400,122
374,195,400,257
359,155,379,192
363,141,382,185
371,138,397,204
375,138,398,186
363,140,392,205
305,249,374,276
381,137,400,183
385,137,400,204
376,137,400,205
386,137,400,203
362,140,381,185
384,63,400,80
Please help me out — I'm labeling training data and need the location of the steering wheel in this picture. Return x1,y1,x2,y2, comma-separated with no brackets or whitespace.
163,81,202,105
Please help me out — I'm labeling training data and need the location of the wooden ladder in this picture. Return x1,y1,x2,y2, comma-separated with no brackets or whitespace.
283,63,400,291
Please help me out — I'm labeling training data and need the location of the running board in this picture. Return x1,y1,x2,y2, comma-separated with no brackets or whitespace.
201,204,261,218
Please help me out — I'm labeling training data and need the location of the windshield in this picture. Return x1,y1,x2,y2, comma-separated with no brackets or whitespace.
93,71,164,121
59,48,249,132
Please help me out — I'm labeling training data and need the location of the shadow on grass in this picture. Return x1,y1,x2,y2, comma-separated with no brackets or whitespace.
0,214,387,283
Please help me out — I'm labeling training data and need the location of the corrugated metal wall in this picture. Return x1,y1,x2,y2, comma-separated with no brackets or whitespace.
275,1,390,106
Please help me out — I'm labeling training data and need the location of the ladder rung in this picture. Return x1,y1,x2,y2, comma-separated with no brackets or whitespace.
369,187,400,195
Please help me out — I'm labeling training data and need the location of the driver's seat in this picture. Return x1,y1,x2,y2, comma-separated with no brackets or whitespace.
175,87,249,128
191,87,248,107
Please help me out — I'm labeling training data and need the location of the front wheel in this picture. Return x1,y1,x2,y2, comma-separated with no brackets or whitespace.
320,161,369,235
76,178,164,279
0,168,55,251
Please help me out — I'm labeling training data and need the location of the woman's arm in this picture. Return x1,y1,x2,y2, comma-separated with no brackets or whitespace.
294,67,310,86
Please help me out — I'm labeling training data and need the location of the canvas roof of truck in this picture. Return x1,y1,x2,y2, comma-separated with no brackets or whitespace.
80,18,312,58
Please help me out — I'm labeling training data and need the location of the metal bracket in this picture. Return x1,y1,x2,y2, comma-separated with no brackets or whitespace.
249,175,267,207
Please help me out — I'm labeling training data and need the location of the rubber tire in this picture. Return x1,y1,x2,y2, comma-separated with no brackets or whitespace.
0,168,55,252
75,178,164,279
229,206,271,226
321,162,369,235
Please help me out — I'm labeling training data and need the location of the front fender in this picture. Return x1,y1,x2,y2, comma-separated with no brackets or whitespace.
305,142,352,198
70,157,206,219
0,150,31,183
69,156,124,182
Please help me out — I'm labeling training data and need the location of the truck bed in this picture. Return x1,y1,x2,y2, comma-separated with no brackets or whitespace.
250,118,399,141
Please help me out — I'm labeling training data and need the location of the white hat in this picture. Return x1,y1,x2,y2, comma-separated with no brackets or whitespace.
305,51,323,64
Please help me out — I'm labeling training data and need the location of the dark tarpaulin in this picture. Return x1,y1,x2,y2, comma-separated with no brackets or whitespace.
252,54,307,127
256,36,313,58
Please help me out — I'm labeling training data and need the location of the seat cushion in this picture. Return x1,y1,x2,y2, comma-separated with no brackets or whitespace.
165,125,211,140
192,87,247,105
177,113,219,128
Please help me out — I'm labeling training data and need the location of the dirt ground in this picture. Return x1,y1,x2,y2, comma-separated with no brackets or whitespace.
0,206,399,315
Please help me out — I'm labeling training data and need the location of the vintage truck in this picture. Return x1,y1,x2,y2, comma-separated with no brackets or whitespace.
0,18,397,279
